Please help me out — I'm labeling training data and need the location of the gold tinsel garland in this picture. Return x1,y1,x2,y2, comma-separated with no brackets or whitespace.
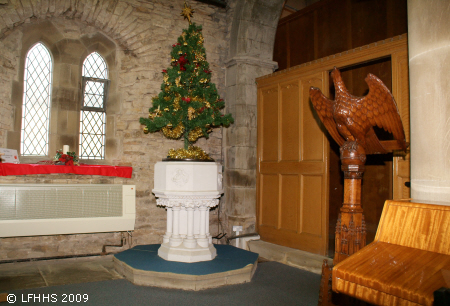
162,123,185,139
188,126,204,142
167,146,212,161
173,96,181,110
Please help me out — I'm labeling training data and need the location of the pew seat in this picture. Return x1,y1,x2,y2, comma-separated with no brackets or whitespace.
332,200,450,306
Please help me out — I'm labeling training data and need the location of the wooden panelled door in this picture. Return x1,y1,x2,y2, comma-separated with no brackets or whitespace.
257,71,330,256
256,36,410,257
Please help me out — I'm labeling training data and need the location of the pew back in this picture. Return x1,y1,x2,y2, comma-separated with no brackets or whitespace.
332,200,450,306
376,200,450,255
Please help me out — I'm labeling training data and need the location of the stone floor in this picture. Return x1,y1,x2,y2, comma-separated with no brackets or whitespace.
0,255,122,293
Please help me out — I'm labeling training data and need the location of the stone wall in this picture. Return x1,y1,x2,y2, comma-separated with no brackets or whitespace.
0,0,230,261
223,0,284,234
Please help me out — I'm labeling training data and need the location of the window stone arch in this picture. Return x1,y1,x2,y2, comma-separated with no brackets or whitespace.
7,19,119,163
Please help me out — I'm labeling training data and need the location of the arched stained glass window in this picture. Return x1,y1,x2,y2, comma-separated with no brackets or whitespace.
79,52,109,159
21,42,53,156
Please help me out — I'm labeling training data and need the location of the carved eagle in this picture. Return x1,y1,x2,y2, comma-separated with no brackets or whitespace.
309,67,406,154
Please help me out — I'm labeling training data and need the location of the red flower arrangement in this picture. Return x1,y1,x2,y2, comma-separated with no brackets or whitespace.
54,150,79,166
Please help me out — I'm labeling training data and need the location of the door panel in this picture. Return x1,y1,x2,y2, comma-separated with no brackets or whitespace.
301,174,323,236
281,82,300,161
280,174,300,232
261,87,279,162
257,71,330,255
260,174,279,228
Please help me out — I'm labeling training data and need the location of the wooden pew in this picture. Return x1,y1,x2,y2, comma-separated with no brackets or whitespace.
332,199,450,306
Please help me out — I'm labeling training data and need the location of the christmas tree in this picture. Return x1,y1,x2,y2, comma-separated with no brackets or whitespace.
139,2,234,160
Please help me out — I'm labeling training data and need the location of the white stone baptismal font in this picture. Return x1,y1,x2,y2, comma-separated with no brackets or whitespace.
152,161,223,262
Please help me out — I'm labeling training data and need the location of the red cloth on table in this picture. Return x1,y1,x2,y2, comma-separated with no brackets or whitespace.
0,163,132,178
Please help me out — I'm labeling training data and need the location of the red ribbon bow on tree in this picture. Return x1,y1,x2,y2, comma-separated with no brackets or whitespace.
177,55,188,71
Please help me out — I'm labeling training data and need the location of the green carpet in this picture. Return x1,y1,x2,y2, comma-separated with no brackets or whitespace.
9,261,321,306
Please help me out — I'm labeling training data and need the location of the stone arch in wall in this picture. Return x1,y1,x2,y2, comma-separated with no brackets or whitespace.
0,0,146,163
0,1,139,56
224,0,285,233
228,0,285,60
0,0,164,158
6,18,120,162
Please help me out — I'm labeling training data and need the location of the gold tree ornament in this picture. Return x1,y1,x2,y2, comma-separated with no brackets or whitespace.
181,2,194,24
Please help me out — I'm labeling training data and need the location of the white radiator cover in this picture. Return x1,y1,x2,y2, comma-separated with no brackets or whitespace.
0,184,136,237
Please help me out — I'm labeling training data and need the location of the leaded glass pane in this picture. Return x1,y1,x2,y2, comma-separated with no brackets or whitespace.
84,81,105,108
79,111,105,159
83,52,107,79
80,52,108,159
21,43,52,156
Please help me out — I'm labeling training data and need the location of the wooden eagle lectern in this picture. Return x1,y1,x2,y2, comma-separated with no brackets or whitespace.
309,67,407,305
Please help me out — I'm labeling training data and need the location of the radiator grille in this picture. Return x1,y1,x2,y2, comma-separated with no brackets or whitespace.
0,185,123,220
